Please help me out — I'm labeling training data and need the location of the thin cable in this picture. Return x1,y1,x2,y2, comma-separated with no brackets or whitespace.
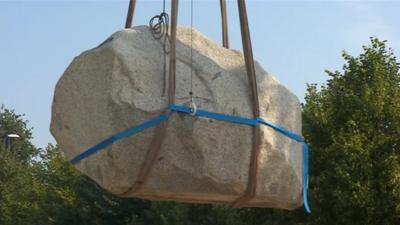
149,0,170,96
189,0,194,98
163,0,166,12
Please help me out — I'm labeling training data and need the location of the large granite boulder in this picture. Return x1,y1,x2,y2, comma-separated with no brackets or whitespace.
50,26,303,210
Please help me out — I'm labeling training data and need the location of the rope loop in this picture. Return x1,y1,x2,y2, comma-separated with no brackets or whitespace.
149,12,170,53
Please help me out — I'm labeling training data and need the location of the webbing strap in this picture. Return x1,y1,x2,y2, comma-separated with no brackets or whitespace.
168,0,179,104
237,0,260,116
70,114,169,164
168,104,257,125
125,0,137,28
69,104,310,213
169,104,310,213
257,117,311,213
219,0,229,48
119,119,169,196
257,118,304,142
235,0,262,208
121,0,179,198
302,143,311,213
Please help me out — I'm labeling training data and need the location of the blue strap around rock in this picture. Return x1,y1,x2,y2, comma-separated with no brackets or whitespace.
302,143,311,214
69,104,311,213
256,117,311,212
169,104,311,213
168,103,258,126
70,114,169,164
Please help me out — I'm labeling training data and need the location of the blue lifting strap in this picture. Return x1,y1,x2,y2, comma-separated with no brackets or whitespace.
169,104,311,213
256,118,311,212
69,104,311,213
70,114,169,164
168,104,258,126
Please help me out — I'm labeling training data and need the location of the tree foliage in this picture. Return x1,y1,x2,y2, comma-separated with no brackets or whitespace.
303,38,400,225
0,106,42,225
0,106,37,163
0,108,149,225
31,144,150,225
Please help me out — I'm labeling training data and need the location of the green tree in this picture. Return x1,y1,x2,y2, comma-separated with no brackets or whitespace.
0,106,151,225
303,38,400,225
32,144,151,225
225,38,400,225
0,107,42,225
129,202,244,225
0,106,37,163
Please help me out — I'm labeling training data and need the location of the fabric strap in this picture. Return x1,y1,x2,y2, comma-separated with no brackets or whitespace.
119,0,311,213
70,104,311,213
219,0,229,48
70,114,169,164
234,0,263,208
125,0,137,28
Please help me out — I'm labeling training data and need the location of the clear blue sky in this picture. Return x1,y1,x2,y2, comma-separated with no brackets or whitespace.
1,0,399,148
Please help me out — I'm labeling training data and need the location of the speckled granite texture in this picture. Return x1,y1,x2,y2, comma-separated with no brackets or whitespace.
51,26,303,210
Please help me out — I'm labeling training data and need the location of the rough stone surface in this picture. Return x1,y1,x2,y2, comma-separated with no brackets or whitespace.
50,26,303,210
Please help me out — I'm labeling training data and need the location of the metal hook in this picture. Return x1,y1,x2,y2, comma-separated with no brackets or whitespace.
189,97,197,116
